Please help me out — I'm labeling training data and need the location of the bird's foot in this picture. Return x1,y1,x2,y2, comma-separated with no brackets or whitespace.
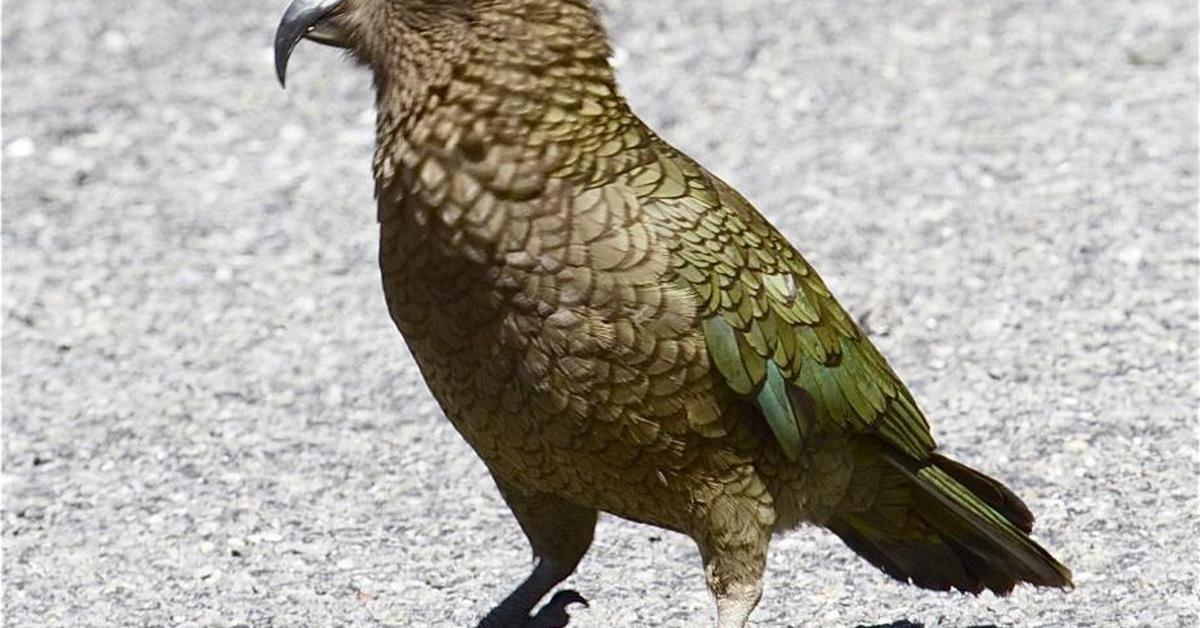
527,590,588,628
476,590,588,628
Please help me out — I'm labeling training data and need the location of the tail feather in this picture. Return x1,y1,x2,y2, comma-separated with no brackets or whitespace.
932,453,1034,533
827,442,1072,595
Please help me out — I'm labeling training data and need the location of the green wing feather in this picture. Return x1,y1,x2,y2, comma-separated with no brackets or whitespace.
756,360,804,454
634,151,1070,592
652,158,937,461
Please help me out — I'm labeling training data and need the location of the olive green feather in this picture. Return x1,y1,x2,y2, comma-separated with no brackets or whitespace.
677,181,936,460
702,315,756,396
756,360,803,459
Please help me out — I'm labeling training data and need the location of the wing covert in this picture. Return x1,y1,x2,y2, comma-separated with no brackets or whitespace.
644,162,937,461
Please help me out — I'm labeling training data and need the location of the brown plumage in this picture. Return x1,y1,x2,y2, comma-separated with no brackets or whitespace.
273,1,1071,626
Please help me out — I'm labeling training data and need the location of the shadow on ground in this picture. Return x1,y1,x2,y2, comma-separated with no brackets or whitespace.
856,621,1004,628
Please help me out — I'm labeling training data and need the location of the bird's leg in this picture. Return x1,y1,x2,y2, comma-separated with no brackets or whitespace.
711,575,763,628
477,561,588,628
477,483,597,628
701,538,767,628
692,493,771,628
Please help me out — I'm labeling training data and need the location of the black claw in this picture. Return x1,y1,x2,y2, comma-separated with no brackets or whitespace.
548,589,589,609
526,590,589,628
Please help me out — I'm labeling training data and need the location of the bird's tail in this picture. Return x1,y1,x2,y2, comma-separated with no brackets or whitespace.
826,441,1072,595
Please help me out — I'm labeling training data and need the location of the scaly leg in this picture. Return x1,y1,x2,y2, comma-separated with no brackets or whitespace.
476,482,597,628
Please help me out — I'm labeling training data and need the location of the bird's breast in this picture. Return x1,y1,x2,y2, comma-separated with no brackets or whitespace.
375,183,731,501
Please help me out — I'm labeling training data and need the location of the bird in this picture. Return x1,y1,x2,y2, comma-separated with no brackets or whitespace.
273,1,1072,626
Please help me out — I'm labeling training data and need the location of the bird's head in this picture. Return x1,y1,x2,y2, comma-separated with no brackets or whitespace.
274,0,478,88
274,0,619,197
275,0,612,91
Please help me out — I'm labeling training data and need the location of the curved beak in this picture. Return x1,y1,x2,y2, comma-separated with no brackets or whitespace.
274,0,349,88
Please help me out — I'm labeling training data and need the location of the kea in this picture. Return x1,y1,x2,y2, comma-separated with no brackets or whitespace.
273,1,1072,626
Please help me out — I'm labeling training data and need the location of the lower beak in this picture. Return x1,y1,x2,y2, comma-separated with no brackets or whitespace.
274,0,349,88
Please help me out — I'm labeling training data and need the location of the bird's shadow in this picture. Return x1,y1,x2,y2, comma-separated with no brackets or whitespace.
530,595,1006,628
856,622,1005,628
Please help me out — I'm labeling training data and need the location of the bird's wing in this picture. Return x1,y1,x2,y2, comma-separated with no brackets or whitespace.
636,150,937,461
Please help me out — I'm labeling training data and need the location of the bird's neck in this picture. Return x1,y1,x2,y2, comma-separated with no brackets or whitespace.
369,0,646,209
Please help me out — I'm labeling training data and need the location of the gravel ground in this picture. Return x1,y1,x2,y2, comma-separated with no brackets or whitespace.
3,1,1197,626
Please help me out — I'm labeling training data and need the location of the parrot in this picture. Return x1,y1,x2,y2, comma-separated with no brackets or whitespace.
273,1,1072,626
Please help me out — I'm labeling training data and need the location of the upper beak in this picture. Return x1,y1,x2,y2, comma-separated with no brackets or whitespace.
275,0,349,88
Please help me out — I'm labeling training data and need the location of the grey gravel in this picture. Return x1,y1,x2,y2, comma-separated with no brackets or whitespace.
3,1,1197,626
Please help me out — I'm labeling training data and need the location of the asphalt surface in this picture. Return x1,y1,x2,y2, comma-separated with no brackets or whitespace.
3,1,1197,626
